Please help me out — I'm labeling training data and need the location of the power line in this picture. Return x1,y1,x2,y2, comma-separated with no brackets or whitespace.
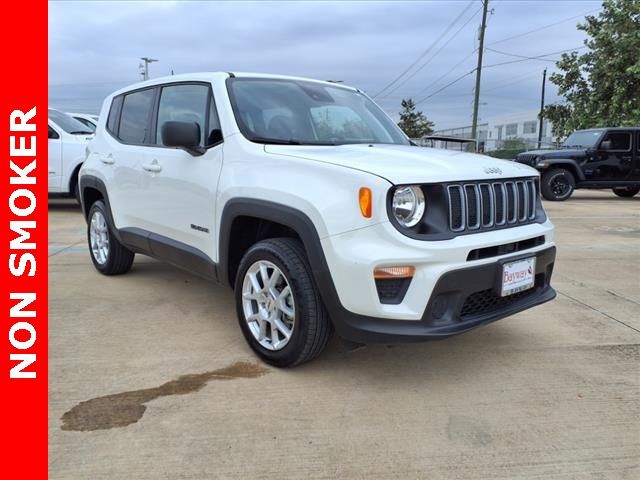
411,49,477,99
412,45,581,105
377,4,482,99
483,46,587,69
482,67,549,93
372,0,475,98
414,69,476,106
486,47,559,63
487,8,600,46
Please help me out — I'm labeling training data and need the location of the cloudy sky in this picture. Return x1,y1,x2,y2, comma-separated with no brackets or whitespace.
49,0,602,129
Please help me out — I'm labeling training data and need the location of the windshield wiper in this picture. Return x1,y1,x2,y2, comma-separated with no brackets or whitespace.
248,136,302,145
248,136,337,146
69,130,94,135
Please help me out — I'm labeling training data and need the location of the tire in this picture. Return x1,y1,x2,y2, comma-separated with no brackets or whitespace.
541,168,575,201
234,238,332,367
87,200,135,275
612,187,639,198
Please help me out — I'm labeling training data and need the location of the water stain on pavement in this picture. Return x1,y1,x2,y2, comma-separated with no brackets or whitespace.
61,361,269,432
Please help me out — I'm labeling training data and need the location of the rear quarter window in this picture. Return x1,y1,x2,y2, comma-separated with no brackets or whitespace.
107,95,123,134
118,88,156,144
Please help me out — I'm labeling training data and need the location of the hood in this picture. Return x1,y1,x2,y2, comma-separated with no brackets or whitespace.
265,144,537,185
518,148,586,158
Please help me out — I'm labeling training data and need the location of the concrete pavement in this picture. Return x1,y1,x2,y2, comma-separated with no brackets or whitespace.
49,190,640,479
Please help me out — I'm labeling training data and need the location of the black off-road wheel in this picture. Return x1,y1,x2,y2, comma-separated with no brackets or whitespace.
87,200,135,275
612,187,639,198
541,168,575,201
234,238,332,367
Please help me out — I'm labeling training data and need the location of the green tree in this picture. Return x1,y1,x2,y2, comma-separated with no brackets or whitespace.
543,0,640,138
397,98,435,138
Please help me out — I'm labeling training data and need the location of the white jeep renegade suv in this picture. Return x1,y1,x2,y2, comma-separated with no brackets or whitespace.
79,72,556,367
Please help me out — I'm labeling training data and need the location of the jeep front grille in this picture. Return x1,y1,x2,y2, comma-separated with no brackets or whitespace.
447,179,538,233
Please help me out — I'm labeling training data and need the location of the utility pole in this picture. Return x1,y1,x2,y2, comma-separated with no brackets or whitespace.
140,57,158,80
537,68,547,149
471,0,489,152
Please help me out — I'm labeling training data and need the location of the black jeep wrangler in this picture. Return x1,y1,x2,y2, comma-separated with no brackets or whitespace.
515,127,640,201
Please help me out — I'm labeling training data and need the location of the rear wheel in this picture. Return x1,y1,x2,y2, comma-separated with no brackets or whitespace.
87,200,135,275
612,186,639,198
234,238,332,367
541,168,575,201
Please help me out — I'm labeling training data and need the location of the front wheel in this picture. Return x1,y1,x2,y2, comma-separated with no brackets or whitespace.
612,187,639,198
541,168,575,201
234,238,332,367
87,200,135,275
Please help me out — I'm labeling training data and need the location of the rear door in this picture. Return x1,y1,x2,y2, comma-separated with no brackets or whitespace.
105,87,158,230
634,131,640,180
592,130,633,181
141,82,223,261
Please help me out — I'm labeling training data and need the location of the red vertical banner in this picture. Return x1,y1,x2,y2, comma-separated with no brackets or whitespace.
1,0,48,477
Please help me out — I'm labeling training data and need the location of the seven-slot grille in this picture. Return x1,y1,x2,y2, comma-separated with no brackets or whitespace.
447,178,538,232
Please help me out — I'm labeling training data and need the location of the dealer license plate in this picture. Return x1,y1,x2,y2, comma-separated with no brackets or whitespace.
501,257,536,297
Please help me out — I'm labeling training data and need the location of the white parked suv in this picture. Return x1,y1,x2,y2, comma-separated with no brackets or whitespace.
79,72,557,367
49,109,94,200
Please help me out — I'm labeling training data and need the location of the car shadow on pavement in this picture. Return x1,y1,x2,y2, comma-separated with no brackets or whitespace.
48,198,82,211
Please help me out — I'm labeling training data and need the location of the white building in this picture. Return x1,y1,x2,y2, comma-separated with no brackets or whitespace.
432,110,555,151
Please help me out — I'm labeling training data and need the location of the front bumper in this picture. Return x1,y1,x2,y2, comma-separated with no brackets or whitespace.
314,220,556,344
327,246,555,344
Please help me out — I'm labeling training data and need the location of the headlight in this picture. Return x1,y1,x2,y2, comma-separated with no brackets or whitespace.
392,185,425,228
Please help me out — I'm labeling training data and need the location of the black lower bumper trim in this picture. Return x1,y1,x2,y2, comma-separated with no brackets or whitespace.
326,247,556,344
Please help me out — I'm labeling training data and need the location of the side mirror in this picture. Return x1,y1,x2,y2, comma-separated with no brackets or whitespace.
161,121,204,156
600,140,612,150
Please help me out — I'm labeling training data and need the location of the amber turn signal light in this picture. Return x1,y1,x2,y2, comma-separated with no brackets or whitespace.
373,266,416,279
359,187,372,218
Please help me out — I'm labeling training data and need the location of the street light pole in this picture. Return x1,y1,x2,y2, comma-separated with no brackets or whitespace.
140,57,158,80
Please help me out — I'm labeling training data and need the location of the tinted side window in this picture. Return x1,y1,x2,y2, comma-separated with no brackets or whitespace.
601,131,631,151
48,126,59,139
107,95,123,134
156,84,209,146
119,89,156,144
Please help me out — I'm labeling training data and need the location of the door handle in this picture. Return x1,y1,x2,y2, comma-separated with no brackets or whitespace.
142,160,162,173
100,154,115,165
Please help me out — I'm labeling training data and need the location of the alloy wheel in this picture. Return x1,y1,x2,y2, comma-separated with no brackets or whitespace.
241,260,295,351
90,210,110,265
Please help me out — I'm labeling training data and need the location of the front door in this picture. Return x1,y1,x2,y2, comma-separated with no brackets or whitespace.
590,130,633,181
141,83,223,262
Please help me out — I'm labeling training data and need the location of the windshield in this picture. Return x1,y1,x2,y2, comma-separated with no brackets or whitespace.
562,129,604,148
227,78,410,146
73,116,97,132
48,109,94,135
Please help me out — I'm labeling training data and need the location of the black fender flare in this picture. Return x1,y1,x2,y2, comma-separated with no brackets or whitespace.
217,198,346,318
537,158,585,181
77,174,124,243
